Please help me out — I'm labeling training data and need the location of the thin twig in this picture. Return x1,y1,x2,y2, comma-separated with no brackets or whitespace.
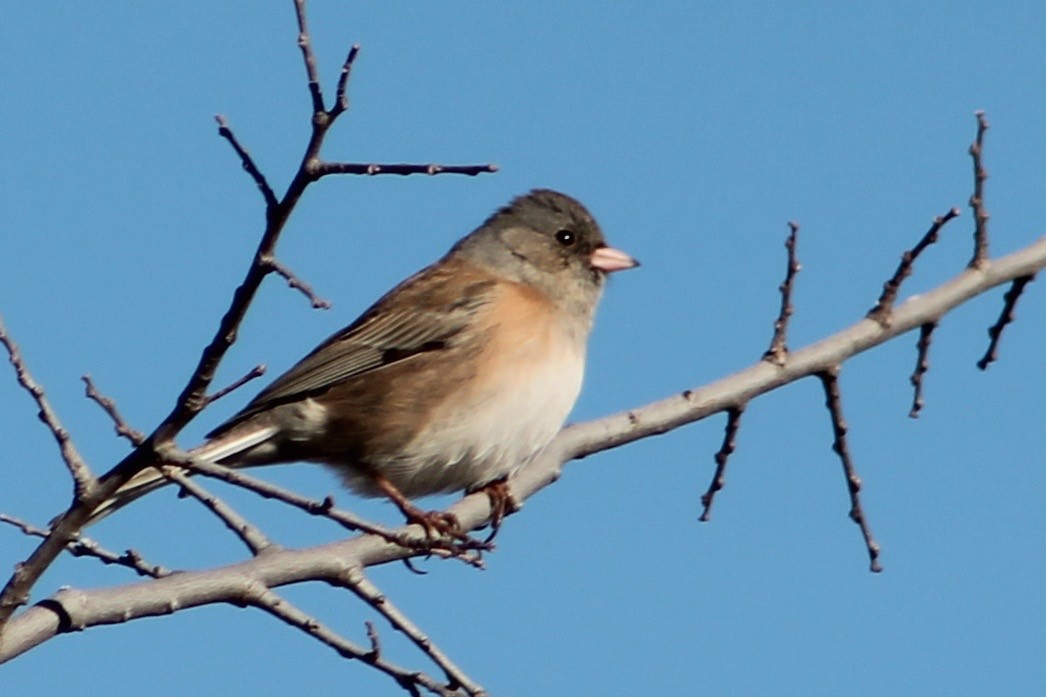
293,0,325,113
977,275,1035,370
0,315,96,499
908,322,937,418
175,457,485,568
816,367,882,573
763,222,801,365
868,208,962,323
365,620,382,659
339,568,488,696
968,111,991,268
248,584,460,696
160,467,274,555
0,515,170,579
263,256,332,309
332,45,361,117
315,162,499,178
215,115,279,209
204,364,267,406
82,375,146,445
699,406,745,521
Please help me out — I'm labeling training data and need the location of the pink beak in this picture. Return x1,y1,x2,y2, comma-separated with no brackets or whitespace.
590,245,639,273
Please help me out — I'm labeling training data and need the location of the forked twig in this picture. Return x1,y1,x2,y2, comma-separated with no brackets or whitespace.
339,567,487,696
0,514,170,579
249,584,461,696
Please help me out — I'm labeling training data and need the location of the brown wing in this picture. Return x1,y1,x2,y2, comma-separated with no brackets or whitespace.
207,260,496,437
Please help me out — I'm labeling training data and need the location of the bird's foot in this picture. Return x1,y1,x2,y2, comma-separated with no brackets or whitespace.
479,479,521,543
370,471,491,553
398,502,494,557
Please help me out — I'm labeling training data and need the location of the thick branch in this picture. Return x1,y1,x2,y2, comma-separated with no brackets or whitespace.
4,236,1044,662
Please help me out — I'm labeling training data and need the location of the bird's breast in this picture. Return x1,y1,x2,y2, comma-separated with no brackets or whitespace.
382,281,588,496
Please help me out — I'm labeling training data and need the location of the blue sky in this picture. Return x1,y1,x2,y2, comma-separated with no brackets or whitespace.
2,3,1044,695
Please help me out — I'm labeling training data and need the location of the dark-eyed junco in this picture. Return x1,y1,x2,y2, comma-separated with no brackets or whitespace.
91,189,637,532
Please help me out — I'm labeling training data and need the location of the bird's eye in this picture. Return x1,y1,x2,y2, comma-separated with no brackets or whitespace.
554,229,576,246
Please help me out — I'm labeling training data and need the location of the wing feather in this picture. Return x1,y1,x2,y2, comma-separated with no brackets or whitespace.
207,262,495,437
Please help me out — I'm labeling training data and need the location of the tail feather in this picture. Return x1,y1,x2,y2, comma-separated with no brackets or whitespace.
84,424,279,526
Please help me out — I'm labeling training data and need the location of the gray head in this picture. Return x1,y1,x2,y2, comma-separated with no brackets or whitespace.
451,189,637,314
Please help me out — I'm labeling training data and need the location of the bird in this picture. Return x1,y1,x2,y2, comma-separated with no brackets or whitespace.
88,189,637,535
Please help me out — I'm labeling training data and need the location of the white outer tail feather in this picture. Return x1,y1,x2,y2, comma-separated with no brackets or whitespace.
85,425,280,526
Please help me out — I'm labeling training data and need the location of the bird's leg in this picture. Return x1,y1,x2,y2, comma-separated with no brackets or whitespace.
371,471,466,542
478,478,521,543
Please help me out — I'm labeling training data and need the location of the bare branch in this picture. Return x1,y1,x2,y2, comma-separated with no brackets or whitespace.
763,222,801,365
332,45,362,117
908,322,937,418
0,315,95,500
339,568,488,696
816,368,882,573
977,274,1035,370
215,115,278,209
699,406,745,522
176,456,485,568
262,256,333,309
969,111,991,267
365,620,382,659
204,364,267,406
251,586,461,696
0,515,169,579
293,0,325,114
160,467,275,555
0,0,495,634
868,208,962,323
4,234,1044,657
82,375,145,445
314,162,499,178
